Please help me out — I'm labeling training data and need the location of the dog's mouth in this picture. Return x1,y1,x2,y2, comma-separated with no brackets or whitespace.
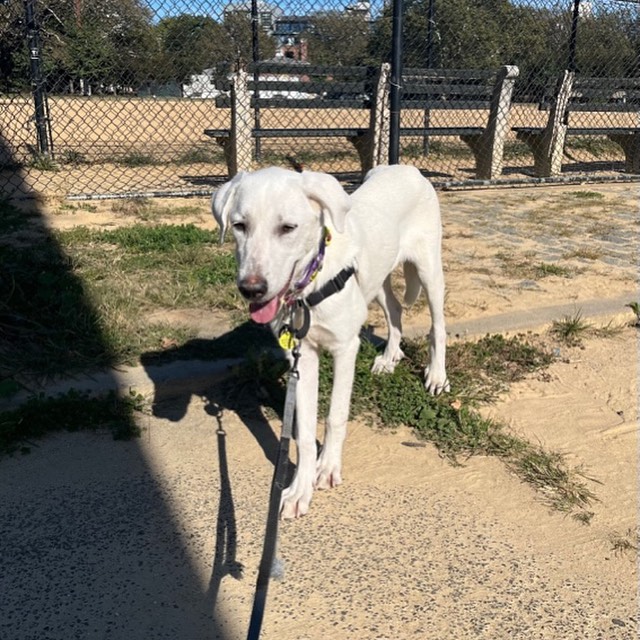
249,297,281,324
248,271,297,324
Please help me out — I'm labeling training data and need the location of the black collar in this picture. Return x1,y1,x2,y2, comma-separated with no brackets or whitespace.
280,266,356,345
305,265,356,308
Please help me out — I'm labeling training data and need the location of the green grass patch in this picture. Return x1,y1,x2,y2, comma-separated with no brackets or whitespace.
0,390,143,457
570,190,605,201
566,136,621,157
341,336,595,516
175,145,225,164
58,149,87,165
28,153,58,171
550,311,592,347
496,252,573,280
1,206,242,380
402,140,473,160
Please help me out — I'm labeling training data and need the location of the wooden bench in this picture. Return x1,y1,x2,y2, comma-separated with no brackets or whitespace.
205,62,390,177
513,72,640,176
398,66,520,179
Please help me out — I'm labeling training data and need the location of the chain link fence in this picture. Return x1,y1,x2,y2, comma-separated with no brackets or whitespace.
0,0,638,198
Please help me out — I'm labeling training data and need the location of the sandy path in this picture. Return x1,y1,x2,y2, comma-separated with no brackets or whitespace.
0,329,636,639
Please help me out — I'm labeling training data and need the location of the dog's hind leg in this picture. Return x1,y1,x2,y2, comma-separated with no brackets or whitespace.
371,275,405,374
416,255,449,395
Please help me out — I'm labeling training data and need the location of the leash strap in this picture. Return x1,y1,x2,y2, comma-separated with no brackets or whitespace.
246,264,354,638
246,349,299,640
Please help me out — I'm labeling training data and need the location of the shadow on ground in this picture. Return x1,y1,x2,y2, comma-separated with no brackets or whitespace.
140,323,295,623
0,136,234,639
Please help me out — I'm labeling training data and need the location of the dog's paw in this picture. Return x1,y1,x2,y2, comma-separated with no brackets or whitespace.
315,455,343,490
371,349,404,375
424,366,450,395
280,478,313,519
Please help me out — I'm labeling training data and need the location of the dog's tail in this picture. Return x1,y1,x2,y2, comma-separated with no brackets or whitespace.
285,155,305,173
403,262,422,306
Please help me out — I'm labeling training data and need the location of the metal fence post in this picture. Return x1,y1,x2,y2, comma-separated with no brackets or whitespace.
422,0,436,155
251,0,261,163
567,0,581,72
388,0,403,164
24,0,53,158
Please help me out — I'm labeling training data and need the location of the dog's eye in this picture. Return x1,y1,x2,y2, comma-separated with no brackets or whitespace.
280,223,297,235
232,222,246,234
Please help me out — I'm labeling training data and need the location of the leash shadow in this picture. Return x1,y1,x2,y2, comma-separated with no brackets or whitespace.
140,321,295,611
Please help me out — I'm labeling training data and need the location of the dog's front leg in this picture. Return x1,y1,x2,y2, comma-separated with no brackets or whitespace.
316,336,360,491
281,340,319,519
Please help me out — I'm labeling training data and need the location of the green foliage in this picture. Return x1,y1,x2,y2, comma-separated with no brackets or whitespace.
155,15,231,84
310,333,596,516
319,334,554,458
0,226,114,374
94,223,218,252
306,13,372,66
550,311,592,346
0,390,143,456
626,301,640,326
2,0,636,96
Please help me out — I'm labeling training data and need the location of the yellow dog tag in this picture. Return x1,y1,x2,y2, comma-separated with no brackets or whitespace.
278,329,297,350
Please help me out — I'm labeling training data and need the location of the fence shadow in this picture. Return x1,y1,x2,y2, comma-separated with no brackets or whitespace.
0,134,233,640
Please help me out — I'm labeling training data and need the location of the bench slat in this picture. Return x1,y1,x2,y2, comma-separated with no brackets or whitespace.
215,97,368,109
514,126,639,135
399,126,484,136
401,100,491,109
403,68,495,80
253,128,367,138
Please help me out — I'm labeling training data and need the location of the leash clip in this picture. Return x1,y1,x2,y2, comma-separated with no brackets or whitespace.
278,299,311,352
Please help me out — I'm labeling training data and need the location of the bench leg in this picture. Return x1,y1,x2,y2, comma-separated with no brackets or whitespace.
349,132,375,176
214,137,235,178
460,132,504,180
516,128,566,177
608,133,640,174
462,64,519,180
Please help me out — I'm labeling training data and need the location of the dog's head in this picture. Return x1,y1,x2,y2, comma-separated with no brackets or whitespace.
212,167,350,324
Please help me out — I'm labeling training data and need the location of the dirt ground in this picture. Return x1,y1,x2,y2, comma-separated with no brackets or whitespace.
0,180,637,639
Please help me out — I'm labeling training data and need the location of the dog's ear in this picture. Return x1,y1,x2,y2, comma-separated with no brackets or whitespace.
300,171,350,233
211,172,245,243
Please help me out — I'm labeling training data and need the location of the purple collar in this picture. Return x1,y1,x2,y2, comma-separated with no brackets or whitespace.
286,227,331,303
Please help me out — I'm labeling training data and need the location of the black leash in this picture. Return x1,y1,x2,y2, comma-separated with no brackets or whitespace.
246,343,300,640
246,265,356,639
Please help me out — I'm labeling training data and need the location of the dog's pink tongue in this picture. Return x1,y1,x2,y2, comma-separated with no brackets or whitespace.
249,298,279,324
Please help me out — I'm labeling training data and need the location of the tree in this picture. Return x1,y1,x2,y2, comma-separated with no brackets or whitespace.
155,15,230,83
222,11,276,64
0,2,29,91
37,0,155,93
306,12,371,66
576,9,636,77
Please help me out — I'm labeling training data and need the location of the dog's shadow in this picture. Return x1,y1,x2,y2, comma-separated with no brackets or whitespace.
140,322,295,606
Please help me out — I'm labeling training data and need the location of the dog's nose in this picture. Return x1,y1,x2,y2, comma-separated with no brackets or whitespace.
238,275,268,301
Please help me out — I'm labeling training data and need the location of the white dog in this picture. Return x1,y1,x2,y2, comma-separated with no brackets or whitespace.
212,164,448,519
